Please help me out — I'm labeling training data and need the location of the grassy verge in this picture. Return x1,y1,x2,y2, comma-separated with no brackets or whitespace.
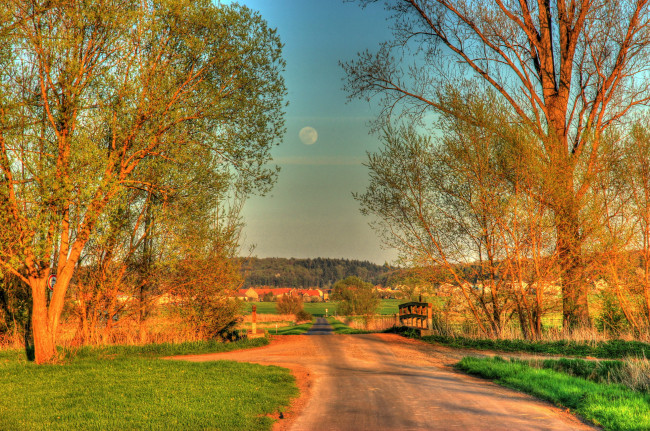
0,339,297,430
326,317,369,334
61,337,270,361
272,321,314,335
391,328,650,359
456,356,650,431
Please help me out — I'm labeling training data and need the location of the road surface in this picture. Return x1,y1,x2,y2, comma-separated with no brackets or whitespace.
175,318,595,431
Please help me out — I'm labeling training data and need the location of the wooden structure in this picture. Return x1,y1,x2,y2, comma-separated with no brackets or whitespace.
398,302,433,336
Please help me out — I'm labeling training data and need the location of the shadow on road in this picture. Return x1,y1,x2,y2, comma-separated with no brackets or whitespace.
305,317,333,335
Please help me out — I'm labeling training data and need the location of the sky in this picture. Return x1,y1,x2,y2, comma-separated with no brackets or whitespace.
227,0,400,264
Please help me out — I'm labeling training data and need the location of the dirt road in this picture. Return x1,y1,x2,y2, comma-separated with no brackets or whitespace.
175,318,595,431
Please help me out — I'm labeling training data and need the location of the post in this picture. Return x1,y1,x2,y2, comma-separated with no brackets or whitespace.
252,304,257,335
427,303,433,331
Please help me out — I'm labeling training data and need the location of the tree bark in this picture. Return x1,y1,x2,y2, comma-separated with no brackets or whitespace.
30,272,56,364
557,213,591,330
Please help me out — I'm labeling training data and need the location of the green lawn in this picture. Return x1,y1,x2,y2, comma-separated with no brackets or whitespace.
457,356,650,431
243,299,402,317
0,339,297,430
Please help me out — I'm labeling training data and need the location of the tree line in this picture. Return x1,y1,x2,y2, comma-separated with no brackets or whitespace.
240,257,391,288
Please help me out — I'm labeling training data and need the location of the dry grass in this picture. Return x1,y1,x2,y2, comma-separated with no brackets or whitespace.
335,315,398,332
618,356,650,393
241,313,296,323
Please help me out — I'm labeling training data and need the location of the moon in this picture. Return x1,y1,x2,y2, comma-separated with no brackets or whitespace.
299,126,318,145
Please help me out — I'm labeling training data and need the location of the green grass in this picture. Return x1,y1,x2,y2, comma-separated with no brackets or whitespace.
0,339,297,430
243,299,401,317
60,337,270,361
272,321,314,335
400,331,650,359
377,298,401,315
326,317,369,334
456,356,650,431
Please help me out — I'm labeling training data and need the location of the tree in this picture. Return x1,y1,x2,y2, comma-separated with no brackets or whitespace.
357,119,560,338
0,0,286,363
331,276,380,316
276,294,304,315
344,0,650,330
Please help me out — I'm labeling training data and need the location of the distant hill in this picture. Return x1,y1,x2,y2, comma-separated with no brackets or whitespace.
240,257,393,288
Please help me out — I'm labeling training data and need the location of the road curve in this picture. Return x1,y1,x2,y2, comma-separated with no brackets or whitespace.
174,322,595,431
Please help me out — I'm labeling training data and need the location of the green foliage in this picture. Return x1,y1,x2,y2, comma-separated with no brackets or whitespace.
0,0,287,360
242,257,392,288
596,292,629,336
0,339,295,431
457,357,650,430
331,276,379,316
0,273,30,343
275,295,304,315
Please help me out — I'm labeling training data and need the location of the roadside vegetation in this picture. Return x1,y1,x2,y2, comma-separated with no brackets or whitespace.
243,299,400,317
0,339,296,431
326,317,369,335
457,356,650,431
273,321,314,335
421,333,650,359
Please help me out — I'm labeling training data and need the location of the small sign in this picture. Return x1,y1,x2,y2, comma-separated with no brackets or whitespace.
47,274,57,291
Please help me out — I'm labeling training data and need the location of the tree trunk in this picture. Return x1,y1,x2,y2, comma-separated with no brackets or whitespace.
557,217,591,330
30,273,56,364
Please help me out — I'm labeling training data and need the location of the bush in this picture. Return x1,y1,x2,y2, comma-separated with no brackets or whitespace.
295,310,312,322
276,295,303,315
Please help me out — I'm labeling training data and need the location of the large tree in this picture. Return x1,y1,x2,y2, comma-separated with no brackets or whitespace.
344,0,650,329
0,0,285,363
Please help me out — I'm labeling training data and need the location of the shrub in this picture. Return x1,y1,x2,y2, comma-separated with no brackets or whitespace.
276,295,303,315
295,310,312,322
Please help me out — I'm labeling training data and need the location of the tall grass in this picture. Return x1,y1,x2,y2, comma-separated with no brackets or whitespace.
529,356,650,394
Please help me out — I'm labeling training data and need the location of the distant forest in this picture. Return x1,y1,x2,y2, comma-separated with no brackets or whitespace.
240,257,393,288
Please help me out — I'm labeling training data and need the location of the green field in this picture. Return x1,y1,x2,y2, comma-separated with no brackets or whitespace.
0,339,297,431
243,299,402,316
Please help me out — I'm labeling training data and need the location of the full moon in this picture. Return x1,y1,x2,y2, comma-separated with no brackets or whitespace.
299,126,318,145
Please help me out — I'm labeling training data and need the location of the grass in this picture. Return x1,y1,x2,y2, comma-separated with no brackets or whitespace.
456,356,650,431
243,299,402,317
0,339,297,430
400,331,650,359
326,317,369,334
272,321,314,335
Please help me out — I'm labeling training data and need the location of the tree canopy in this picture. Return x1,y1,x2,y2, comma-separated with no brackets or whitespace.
0,0,286,363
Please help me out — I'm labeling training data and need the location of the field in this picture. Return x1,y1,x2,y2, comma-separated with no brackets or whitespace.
0,340,297,431
242,299,402,317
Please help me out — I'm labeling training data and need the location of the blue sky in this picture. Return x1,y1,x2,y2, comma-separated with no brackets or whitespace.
229,0,399,264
